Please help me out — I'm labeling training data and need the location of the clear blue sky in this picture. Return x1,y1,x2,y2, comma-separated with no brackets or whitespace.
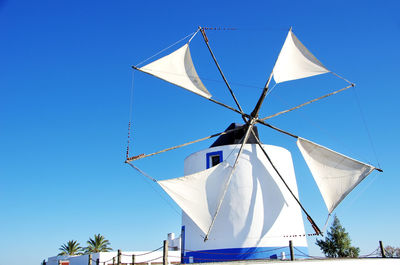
1,1,399,264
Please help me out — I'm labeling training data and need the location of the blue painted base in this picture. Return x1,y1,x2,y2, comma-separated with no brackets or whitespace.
182,246,308,263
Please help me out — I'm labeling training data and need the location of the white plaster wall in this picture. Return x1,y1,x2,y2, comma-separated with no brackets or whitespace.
47,251,181,265
183,144,307,250
99,251,180,264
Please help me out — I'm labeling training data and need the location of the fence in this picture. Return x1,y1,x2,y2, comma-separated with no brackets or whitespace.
45,240,399,265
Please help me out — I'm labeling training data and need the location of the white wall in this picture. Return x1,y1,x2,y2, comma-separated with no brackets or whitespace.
47,251,181,265
183,144,307,251
99,251,181,264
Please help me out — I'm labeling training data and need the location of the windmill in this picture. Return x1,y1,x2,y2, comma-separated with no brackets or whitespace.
125,27,382,262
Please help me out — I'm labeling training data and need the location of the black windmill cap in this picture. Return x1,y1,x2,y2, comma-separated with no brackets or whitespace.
210,123,260,147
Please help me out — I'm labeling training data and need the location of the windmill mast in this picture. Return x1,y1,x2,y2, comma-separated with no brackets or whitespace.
250,73,273,118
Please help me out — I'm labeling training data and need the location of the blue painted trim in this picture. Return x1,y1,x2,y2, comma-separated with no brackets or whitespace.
206,151,223,169
181,226,185,264
182,246,308,263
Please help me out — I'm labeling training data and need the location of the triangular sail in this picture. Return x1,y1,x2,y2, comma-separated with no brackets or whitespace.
272,30,329,84
297,137,375,213
158,161,232,235
137,44,212,99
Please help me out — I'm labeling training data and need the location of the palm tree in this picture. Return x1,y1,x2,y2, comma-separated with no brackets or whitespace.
58,240,83,256
84,234,112,253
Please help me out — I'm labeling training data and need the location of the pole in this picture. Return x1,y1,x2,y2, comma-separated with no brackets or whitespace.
204,120,256,241
250,72,273,118
251,129,321,235
126,126,244,162
380,241,386,258
112,257,115,265
289,240,294,261
208,98,246,117
199,27,244,116
96,259,99,265
117,250,121,265
88,254,92,265
132,65,247,120
256,120,298,139
163,240,169,265
132,254,135,265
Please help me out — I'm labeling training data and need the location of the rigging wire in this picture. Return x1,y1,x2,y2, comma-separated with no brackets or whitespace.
202,26,289,32
131,67,265,91
125,161,207,240
188,28,200,43
331,71,354,86
223,139,244,163
126,71,135,159
265,83,277,98
132,28,273,92
351,85,381,168
322,213,332,234
135,31,197,67
126,161,157,183
340,172,380,211
125,161,182,216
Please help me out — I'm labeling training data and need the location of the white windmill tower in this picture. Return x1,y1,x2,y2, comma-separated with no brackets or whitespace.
126,27,382,263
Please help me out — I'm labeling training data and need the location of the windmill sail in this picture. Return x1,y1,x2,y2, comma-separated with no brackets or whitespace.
158,161,232,235
297,137,375,213
272,30,329,84
137,43,212,99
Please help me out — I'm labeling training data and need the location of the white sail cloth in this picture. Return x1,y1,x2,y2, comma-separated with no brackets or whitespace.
158,161,232,235
273,30,329,84
137,44,212,99
297,137,375,213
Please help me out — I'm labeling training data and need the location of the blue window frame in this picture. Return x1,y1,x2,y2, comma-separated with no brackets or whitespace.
206,151,223,169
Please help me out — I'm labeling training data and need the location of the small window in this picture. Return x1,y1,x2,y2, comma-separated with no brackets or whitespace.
206,151,223,169
211,155,221,166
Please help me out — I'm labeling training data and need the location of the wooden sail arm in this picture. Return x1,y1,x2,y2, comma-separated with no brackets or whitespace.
199,27,245,116
250,128,322,236
132,65,248,120
207,98,250,118
125,161,158,183
205,119,256,241
259,84,354,122
255,121,384,173
250,73,273,118
125,126,245,162
256,119,299,139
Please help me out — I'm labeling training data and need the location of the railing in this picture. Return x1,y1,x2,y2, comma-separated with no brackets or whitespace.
44,239,399,265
